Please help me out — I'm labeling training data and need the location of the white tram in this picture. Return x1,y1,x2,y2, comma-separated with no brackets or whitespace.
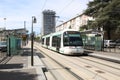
41,29,84,55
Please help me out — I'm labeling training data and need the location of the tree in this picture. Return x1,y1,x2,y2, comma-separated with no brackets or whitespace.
84,0,120,39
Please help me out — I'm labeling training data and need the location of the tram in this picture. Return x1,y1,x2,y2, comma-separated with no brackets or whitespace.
42,29,84,55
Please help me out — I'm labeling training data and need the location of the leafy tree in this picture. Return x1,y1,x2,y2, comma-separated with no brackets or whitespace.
80,25,88,31
84,0,120,39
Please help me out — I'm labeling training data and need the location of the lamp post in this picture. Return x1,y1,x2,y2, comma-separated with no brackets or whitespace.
31,16,37,66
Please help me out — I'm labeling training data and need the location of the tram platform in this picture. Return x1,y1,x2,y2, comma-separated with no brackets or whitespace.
0,45,46,80
86,50,120,64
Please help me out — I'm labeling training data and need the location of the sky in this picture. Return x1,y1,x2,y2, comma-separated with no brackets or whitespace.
0,0,92,34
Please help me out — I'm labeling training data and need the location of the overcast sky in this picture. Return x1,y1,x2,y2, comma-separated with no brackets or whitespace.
0,0,92,34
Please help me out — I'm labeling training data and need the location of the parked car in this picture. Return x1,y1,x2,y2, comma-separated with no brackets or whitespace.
116,39,120,49
0,41,7,52
104,40,116,48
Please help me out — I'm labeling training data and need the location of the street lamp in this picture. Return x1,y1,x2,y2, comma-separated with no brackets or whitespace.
31,16,37,66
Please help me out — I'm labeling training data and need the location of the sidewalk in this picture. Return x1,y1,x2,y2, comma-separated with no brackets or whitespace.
0,43,46,80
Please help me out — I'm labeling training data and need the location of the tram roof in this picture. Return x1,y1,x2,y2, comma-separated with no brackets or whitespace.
42,29,79,38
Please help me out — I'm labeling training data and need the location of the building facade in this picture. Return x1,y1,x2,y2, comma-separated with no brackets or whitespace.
0,28,27,41
42,10,56,35
56,14,93,32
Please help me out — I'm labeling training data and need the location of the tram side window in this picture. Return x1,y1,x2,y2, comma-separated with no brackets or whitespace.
63,35,69,46
52,36,57,47
42,38,44,44
52,35,61,47
46,37,50,46
56,35,61,47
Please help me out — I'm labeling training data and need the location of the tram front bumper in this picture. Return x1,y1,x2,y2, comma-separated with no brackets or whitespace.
64,46,84,55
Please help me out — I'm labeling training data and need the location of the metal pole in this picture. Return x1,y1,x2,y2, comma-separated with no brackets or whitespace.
31,16,37,66
101,0,104,51
24,21,26,29
31,16,34,66
4,18,6,29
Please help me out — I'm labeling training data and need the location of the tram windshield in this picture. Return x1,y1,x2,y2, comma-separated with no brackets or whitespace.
63,31,83,46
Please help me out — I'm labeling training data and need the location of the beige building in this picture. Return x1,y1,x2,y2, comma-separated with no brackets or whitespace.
56,14,93,32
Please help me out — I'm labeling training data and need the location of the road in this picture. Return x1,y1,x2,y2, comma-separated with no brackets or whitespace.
34,42,120,80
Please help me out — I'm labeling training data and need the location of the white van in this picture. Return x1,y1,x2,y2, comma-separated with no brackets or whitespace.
104,40,116,48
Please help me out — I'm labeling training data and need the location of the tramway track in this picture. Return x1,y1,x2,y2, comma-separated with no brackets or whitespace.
80,56,120,70
73,56,120,77
34,45,84,80
54,54,120,79
34,42,120,80
34,44,109,80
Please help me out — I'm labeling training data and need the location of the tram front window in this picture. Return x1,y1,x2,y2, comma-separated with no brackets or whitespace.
63,31,83,46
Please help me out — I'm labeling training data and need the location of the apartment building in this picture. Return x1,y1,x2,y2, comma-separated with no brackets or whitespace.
56,14,93,32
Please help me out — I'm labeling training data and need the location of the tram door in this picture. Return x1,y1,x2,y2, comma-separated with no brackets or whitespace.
56,35,61,52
